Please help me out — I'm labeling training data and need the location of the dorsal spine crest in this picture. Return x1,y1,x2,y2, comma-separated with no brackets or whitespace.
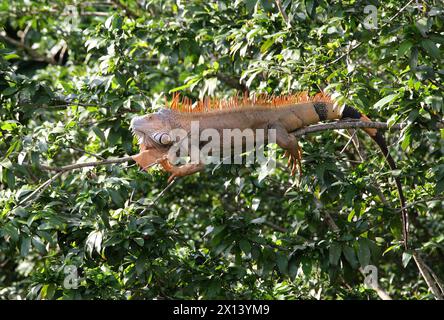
166,91,334,113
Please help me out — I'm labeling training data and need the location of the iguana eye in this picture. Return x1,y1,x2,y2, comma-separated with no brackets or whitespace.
152,132,171,145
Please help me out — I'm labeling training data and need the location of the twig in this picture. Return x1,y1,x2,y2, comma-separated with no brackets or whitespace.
0,33,56,65
395,196,444,212
264,221,288,233
140,178,177,214
38,156,134,172
21,171,64,208
275,0,289,25
110,0,138,18
19,156,134,207
413,251,444,300
340,129,358,154
428,78,444,91
17,171,63,207
292,121,405,137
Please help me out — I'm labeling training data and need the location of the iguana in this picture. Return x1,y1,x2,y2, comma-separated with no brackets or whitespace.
130,92,409,246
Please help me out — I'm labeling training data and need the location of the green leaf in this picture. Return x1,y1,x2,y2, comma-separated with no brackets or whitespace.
402,252,413,268
383,244,400,256
239,239,251,255
401,126,411,151
357,239,371,267
373,94,399,110
276,252,288,274
288,257,299,279
342,245,358,268
105,15,114,30
305,0,318,19
20,237,31,257
409,47,419,70
1,120,19,131
421,39,440,59
134,238,144,247
108,189,124,206
41,283,56,299
260,38,275,53
398,41,413,58
2,87,18,96
259,0,273,12
31,236,46,254
92,126,106,142
169,76,202,93
329,242,342,266
86,230,103,256
244,0,258,12
251,198,260,211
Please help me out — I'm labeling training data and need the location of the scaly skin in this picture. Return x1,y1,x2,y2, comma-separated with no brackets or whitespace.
129,95,409,248
131,101,344,179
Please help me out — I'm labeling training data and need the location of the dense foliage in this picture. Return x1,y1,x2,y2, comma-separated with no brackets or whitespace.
0,0,443,300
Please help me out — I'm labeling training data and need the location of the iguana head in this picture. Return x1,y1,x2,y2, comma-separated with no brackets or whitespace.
130,110,174,147
130,110,174,171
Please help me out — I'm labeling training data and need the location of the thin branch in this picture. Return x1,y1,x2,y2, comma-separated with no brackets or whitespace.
340,129,358,154
140,178,177,214
18,171,63,207
275,0,289,25
413,252,444,300
264,221,288,233
38,156,134,172
395,195,444,212
110,0,138,18
292,120,442,138
424,263,444,296
18,156,134,207
0,33,56,65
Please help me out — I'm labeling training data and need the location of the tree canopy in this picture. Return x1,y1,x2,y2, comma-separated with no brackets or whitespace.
0,0,443,300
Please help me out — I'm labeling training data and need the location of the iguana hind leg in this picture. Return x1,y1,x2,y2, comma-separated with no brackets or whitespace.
270,123,302,177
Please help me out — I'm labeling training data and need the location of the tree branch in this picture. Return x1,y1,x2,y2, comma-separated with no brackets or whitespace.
33,120,441,174
413,252,444,300
275,0,289,25
140,178,177,214
0,33,56,65
18,171,63,207
18,156,134,207
292,120,442,137
110,0,138,18
38,156,134,172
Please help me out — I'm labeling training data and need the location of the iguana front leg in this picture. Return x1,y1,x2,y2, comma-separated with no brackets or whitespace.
157,157,205,183
269,123,302,177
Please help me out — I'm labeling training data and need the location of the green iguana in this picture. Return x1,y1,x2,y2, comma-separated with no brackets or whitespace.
130,92,409,246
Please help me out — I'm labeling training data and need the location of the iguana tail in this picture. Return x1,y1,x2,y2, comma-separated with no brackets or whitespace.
340,105,409,248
